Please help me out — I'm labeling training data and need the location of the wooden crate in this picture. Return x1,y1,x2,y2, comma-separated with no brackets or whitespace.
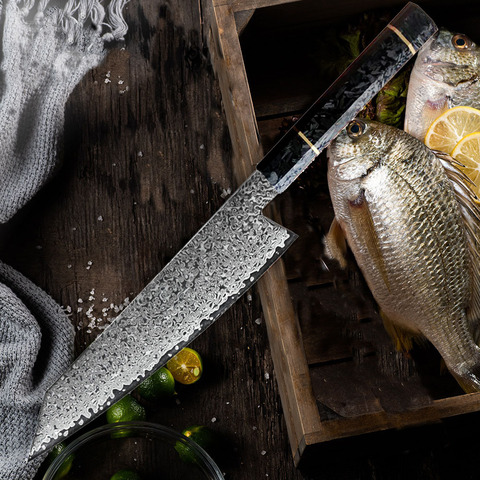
201,0,480,466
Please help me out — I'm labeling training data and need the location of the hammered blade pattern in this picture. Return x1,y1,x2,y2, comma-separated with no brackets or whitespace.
31,170,296,456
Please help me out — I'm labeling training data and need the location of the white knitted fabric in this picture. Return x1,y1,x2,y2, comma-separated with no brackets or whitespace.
0,0,129,223
0,1,129,478
0,262,75,479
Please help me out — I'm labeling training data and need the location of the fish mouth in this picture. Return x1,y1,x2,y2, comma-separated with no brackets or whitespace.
422,61,478,86
327,150,358,167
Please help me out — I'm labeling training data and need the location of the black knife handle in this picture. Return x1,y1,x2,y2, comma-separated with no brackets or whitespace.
256,2,437,193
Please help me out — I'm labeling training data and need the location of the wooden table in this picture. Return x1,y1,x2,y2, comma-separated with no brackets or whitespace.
3,1,480,479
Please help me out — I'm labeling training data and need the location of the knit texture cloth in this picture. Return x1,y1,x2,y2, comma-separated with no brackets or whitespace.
0,1,129,478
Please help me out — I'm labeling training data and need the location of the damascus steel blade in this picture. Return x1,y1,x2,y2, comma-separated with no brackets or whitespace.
31,170,296,456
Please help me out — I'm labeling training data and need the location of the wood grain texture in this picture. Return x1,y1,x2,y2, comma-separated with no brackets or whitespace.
0,1,299,478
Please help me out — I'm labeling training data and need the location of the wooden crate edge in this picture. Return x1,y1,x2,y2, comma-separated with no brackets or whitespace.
202,0,322,463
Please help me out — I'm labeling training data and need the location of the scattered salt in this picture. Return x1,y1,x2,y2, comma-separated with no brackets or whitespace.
264,373,270,380
261,450,266,456
211,417,217,423
255,318,262,325
97,215,103,221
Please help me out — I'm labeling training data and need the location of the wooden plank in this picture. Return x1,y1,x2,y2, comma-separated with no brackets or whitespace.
205,1,321,464
304,393,480,446
258,255,323,465
205,3,263,181
211,0,302,12
234,9,255,34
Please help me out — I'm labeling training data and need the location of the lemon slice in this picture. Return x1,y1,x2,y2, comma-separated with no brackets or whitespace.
424,106,480,154
451,132,480,195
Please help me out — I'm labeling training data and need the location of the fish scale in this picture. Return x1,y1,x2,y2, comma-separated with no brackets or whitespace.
326,119,480,392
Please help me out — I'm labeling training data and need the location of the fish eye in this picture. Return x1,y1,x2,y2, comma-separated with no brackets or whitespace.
452,34,471,50
346,120,366,138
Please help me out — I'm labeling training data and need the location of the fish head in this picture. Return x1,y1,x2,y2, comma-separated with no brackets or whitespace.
417,29,479,87
327,119,394,182
405,29,480,140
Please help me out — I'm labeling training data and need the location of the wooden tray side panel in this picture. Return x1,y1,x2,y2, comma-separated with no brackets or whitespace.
203,1,322,463
204,3,262,180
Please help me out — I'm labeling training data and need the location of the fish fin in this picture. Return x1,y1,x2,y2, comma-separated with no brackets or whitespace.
323,218,348,269
380,310,417,353
436,151,480,337
348,190,391,292
450,360,480,394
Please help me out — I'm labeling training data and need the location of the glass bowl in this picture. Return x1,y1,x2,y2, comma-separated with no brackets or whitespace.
43,421,224,480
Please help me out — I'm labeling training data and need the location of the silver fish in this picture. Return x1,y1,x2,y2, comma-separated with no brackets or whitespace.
325,118,480,392
405,29,480,141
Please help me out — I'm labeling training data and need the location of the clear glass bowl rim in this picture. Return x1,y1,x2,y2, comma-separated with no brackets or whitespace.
43,421,224,480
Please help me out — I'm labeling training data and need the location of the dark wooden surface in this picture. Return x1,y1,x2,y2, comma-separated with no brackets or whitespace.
0,1,298,478
3,1,480,479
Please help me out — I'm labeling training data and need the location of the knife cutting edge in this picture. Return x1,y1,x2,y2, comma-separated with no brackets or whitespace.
30,2,437,458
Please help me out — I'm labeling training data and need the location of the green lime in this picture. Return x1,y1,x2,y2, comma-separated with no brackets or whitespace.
46,442,74,479
175,425,216,464
109,470,142,480
136,367,175,400
166,348,203,385
106,395,146,424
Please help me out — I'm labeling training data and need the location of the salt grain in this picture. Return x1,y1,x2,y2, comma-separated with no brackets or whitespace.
97,215,103,221
255,318,262,325
211,417,217,423
261,450,266,456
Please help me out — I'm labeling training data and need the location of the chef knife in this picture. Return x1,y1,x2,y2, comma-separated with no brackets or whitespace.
31,3,437,457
